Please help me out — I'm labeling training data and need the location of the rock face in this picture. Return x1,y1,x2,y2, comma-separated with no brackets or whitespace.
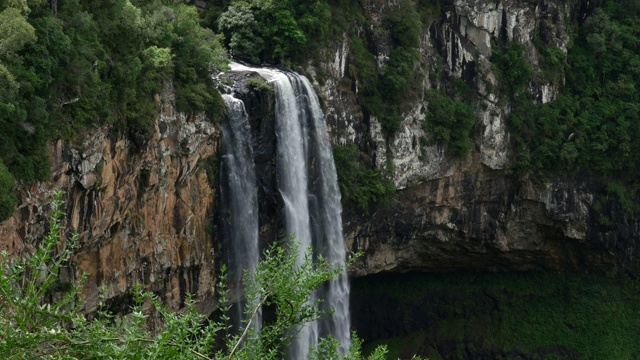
0,86,220,314
317,0,573,188
345,167,639,276
309,0,638,276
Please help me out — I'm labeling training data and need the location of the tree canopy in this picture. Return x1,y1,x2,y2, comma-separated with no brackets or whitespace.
0,0,228,221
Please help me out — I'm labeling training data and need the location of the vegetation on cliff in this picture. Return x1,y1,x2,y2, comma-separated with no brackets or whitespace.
424,88,476,157
359,0,424,135
0,0,228,216
0,161,16,221
498,1,640,216
497,1,640,183
333,144,396,213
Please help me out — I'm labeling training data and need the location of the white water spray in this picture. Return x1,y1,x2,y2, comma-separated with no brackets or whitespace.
229,62,351,358
220,94,261,330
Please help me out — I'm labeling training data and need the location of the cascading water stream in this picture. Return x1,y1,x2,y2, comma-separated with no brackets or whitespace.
228,62,351,357
220,94,261,331
299,79,351,354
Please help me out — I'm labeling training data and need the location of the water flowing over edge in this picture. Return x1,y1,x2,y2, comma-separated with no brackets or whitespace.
220,94,261,332
228,62,352,357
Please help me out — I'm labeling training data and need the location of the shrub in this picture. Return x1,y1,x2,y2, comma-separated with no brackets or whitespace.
333,145,396,213
0,191,390,359
0,160,16,221
425,89,476,157
246,75,274,93
491,41,533,102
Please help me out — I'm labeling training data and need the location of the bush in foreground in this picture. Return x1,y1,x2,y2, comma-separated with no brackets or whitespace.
0,191,404,359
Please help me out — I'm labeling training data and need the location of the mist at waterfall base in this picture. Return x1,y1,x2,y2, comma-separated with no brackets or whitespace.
220,62,351,358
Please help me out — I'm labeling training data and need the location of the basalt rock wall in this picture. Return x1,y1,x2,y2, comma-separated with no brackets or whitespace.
305,0,637,275
0,86,220,314
345,167,639,276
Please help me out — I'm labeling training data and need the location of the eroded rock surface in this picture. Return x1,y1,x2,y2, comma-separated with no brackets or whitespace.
345,167,639,276
0,86,220,314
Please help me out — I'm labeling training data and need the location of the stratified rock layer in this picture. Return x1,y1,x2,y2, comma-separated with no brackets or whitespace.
346,167,638,276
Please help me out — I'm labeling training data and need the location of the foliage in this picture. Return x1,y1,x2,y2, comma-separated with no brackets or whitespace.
246,75,275,93
604,180,640,215
347,36,377,86
415,0,441,24
0,160,16,222
217,1,264,63
498,0,640,183
0,3,50,183
0,7,37,56
0,191,386,359
491,41,533,103
425,89,476,157
311,334,392,360
535,41,566,85
333,145,396,213
0,190,81,358
325,0,366,38
358,0,424,134
217,0,331,64
0,0,228,189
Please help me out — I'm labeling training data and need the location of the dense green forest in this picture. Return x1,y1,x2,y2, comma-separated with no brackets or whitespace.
0,0,228,220
497,1,640,180
1,0,640,218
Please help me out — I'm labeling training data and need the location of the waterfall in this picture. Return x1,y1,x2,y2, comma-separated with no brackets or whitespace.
229,62,351,357
220,94,261,330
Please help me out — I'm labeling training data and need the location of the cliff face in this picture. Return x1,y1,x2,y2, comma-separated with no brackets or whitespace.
317,0,572,183
1,0,637,315
346,169,640,276
310,0,638,275
0,87,220,314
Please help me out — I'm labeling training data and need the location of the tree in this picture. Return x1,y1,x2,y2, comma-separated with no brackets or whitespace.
217,1,265,63
217,0,331,64
0,7,37,57
0,160,16,221
0,191,392,359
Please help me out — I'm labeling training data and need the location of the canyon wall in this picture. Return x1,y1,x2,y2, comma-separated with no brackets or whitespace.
308,0,638,276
